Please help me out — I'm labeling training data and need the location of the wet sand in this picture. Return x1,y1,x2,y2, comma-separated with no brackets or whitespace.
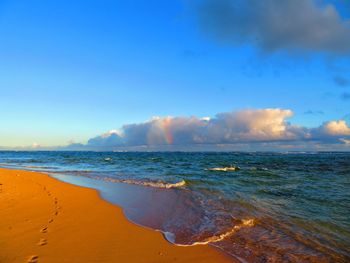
0,168,234,263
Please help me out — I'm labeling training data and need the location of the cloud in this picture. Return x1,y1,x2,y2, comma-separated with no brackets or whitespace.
31,142,41,149
318,120,350,136
85,109,305,148
87,130,124,147
4,109,347,151
75,108,350,151
340,138,350,145
205,109,301,142
193,0,350,54
333,75,350,86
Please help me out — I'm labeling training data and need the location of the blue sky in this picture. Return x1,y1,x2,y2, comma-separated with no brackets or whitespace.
0,0,349,149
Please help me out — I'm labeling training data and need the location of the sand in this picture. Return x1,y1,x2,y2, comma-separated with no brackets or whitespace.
0,168,234,263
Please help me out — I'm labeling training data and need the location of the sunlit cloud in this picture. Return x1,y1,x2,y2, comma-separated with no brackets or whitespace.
72,108,350,150
31,142,41,149
319,120,350,136
5,109,347,151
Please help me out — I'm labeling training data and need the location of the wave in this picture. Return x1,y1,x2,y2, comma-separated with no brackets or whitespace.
166,218,255,246
206,166,240,172
101,177,186,189
0,163,56,170
48,170,186,190
250,167,269,171
23,165,58,169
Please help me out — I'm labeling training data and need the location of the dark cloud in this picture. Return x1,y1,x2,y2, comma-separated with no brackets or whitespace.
193,0,350,54
333,75,350,86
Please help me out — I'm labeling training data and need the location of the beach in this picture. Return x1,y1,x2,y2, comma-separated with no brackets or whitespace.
0,168,234,263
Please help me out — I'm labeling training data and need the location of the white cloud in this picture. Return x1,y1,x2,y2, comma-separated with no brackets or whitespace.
62,108,350,151
207,109,297,142
320,120,350,136
31,142,41,149
3,109,349,151
84,108,315,148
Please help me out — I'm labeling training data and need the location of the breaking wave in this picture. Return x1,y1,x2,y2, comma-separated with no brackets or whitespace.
101,177,186,189
165,218,256,246
206,166,240,172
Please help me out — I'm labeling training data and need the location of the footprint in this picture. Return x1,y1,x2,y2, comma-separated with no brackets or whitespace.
41,227,48,233
38,238,47,246
27,255,39,263
48,219,54,224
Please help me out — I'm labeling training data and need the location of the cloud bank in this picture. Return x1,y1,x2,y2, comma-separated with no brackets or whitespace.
193,0,350,54
67,108,350,151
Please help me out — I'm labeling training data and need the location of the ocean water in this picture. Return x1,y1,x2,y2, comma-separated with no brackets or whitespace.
0,151,349,262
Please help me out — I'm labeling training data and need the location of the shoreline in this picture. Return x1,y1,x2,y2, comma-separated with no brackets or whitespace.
0,168,234,263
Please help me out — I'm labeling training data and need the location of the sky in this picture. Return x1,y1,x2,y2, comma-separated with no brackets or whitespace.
0,0,350,151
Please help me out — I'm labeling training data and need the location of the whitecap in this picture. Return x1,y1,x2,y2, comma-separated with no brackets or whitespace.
172,218,255,246
206,166,240,172
102,177,186,189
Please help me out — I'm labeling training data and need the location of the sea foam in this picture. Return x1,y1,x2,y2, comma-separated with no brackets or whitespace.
165,218,255,246
206,166,240,172
102,177,186,189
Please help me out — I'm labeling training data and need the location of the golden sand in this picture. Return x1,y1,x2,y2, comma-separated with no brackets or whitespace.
0,168,234,263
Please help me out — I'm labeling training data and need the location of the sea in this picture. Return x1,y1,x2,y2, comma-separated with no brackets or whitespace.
0,151,349,262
